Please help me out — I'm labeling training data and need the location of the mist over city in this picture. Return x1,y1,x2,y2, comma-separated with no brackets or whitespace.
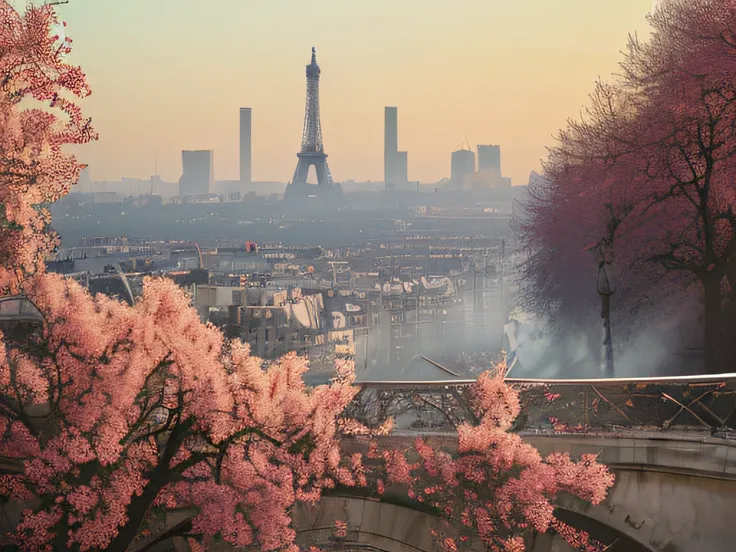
45,0,673,382
1,1,734,551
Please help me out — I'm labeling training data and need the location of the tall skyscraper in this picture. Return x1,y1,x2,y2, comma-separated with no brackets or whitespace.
179,150,214,197
477,144,501,176
384,107,408,188
239,108,252,185
451,149,475,188
395,151,408,188
384,107,398,185
396,150,408,186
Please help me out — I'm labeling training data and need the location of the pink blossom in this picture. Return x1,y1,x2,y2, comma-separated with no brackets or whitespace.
374,360,614,551
334,520,348,538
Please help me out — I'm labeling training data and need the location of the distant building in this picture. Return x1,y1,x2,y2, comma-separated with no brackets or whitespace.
213,179,286,197
477,144,501,177
148,175,179,201
93,191,117,204
182,193,222,204
214,179,244,197
450,149,475,188
122,177,151,196
240,107,252,185
393,151,408,189
384,107,409,189
126,194,163,208
85,177,176,200
384,107,397,185
46,258,76,275
179,150,214,198
73,165,92,193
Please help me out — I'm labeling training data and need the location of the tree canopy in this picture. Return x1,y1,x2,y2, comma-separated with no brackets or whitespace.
516,0,736,372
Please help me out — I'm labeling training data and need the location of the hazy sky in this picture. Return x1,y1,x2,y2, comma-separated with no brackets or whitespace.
57,0,654,186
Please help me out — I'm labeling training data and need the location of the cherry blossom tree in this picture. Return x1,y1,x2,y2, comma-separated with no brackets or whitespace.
359,365,614,552
1,274,378,552
516,0,736,372
0,0,95,297
619,0,736,370
515,82,671,349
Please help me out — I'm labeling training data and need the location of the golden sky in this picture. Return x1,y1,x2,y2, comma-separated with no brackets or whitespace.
59,0,653,185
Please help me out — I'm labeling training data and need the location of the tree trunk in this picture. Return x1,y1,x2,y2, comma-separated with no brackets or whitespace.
703,273,725,374
103,417,192,552
103,468,170,552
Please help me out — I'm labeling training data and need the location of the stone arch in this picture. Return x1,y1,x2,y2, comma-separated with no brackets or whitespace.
549,508,655,552
524,434,736,552
555,468,736,552
292,496,443,552
291,495,657,552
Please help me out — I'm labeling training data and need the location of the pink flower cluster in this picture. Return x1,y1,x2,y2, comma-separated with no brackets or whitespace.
0,1,96,296
1,274,369,551
373,365,614,552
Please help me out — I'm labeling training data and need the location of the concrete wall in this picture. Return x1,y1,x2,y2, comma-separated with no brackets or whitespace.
526,434,736,552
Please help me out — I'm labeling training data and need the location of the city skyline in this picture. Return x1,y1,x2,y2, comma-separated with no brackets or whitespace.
60,0,654,186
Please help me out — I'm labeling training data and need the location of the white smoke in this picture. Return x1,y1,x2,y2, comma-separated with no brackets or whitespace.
509,314,595,378
507,306,700,379
613,329,672,378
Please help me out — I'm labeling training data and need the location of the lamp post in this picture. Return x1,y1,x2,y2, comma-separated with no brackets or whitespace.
597,260,615,378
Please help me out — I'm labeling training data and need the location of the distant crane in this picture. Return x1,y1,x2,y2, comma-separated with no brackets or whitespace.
455,137,473,152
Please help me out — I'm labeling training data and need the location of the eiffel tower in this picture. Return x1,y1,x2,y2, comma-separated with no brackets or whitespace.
284,47,340,201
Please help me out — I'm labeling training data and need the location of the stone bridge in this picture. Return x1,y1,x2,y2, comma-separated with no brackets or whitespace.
295,430,736,552
296,373,736,552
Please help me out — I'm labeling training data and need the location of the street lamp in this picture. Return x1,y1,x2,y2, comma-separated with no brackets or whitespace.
597,260,615,378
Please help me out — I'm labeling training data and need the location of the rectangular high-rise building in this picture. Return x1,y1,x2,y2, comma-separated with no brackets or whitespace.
239,108,252,184
72,164,92,193
179,150,215,197
384,107,398,186
477,144,501,176
451,149,475,188
395,151,408,187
